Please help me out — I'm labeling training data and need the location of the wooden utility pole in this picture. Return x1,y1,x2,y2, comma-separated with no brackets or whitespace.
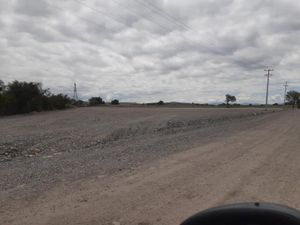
283,81,288,105
264,69,273,106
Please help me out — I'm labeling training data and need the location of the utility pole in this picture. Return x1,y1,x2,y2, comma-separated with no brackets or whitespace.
73,82,79,101
283,81,288,105
264,68,273,107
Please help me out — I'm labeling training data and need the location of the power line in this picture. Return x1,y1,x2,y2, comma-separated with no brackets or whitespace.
144,0,193,30
264,68,273,106
47,2,171,76
48,1,163,46
135,0,216,51
73,0,134,28
74,0,217,50
133,0,191,31
110,0,172,33
132,0,218,49
48,3,120,33
74,0,173,34
73,0,216,47
49,0,218,79
133,0,218,50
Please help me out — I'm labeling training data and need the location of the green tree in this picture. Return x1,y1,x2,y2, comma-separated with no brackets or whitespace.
0,80,4,93
111,99,119,105
48,94,71,109
286,91,300,108
157,100,164,105
225,94,236,107
89,97,105,106
0,80,71,115
4,81,44,114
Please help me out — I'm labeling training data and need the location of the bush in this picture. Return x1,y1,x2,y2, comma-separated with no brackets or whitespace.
157,100,164,105
0,80,4,93
3,81,44,114
0,93,7,115
48,94,71,109
88,97,105,106
111,99,119,105
0,80,72,115
72,100,87,107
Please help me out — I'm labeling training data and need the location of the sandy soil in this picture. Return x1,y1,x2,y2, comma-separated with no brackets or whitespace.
1,107,299,225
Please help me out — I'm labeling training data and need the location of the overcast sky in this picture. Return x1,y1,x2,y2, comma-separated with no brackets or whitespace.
1,0,300,103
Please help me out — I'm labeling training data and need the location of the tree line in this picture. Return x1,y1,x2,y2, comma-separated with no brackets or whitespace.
225,91,300,108
0,80,71,115
88,97,119,106
0,80,121,116
1,80,299,116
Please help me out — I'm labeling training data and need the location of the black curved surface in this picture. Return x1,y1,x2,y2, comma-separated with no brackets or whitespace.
181,203,300,225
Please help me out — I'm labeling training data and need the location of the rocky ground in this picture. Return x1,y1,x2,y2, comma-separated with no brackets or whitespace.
0,106,288,225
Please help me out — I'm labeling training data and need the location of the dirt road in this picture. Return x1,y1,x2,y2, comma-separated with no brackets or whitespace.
1,108,300,225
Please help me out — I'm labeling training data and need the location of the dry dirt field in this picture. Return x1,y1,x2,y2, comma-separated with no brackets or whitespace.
1,107,299,225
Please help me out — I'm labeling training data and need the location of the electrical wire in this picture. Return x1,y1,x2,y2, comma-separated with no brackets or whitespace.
110,0,172,33
74,0,217,50
134,0,192,31
73,0,135,29
131,0,218,49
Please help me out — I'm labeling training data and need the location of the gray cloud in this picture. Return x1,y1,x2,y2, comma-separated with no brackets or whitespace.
14,0,53,17
1,0,300,104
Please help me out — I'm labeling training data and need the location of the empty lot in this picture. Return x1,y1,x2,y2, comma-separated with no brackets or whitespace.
2,107,300,225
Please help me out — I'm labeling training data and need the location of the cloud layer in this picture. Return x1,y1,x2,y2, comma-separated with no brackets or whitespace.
1,0,300,103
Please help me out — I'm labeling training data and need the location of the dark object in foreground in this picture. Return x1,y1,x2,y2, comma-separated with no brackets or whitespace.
181,202,300,225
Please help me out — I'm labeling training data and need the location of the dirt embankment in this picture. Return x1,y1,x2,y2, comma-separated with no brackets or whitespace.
0,107,274,161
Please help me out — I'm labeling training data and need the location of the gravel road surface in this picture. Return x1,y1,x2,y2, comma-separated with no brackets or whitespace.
2,107,297,225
